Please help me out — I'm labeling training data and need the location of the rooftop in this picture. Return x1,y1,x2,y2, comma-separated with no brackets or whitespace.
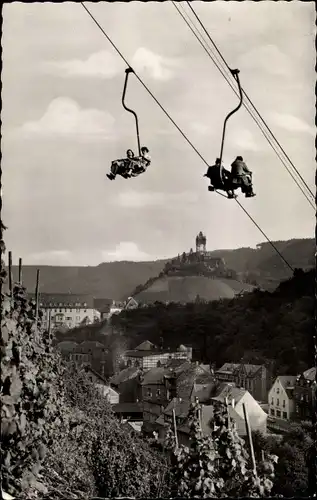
29,292,94,309
302,367,316,381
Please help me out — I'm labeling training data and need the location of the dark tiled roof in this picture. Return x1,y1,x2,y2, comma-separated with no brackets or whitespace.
29,292,94,309
93,298,113,312
113,402,143,413
110,366,141,385
303,367,316,381
141,367,169,385
216,363,263,376
212,383,246,405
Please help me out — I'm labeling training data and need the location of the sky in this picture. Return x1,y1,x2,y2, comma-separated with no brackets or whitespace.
2,1,316,266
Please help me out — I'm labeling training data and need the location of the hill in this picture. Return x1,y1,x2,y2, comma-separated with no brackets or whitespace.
110,269,314,376
9,237,314,299
133,275,255,303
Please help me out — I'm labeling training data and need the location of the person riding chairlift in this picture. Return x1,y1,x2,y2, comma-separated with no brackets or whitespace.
129,147,151,177
107,149,135,180
204,158,235,198
230,155,255,198
107,147,151,181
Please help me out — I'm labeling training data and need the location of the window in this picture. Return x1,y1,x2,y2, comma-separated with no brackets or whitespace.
276,410,281,417
276,387,280,394
59,309,62,313
282,400,285,408
76,308,80,313
276,398,279,406
271,398,274,405
156,389,161,397
270,409,275,416
282,412,287,419
76,316,80,321
147,389,152,398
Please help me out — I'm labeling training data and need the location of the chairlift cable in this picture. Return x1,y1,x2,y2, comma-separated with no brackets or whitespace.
80,2,295,274
81,1,209,168
172,2,315,210
185,1,315,201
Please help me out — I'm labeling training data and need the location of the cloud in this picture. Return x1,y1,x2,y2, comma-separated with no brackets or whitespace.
42,50,123,79
232,129,260,152
116,190,198,208
269,113,315,135
238,44,292,76
42,48,180,81
19,97,115,138
131,47,180,81
102,242,150,261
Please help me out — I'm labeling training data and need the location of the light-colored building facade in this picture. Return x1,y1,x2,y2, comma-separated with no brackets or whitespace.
268,376,297,421
122,341,192,370
35,293,101,331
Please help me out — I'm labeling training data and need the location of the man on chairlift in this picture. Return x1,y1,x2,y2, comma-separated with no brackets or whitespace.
107,149,135,180
107,147,151,180
204,158,236,198
230,156,255,198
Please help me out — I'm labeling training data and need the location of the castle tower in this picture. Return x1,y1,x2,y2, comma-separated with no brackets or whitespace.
195,231,206,253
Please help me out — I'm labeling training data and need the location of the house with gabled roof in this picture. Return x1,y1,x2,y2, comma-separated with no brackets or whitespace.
156,382,267,447
81,365,119,404
141,360,217,436
268,375,297,421
110,366,143,403
294,367,316,421
215,362,269,402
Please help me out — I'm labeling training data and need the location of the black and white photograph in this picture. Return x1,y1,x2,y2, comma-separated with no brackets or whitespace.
1,1,316,499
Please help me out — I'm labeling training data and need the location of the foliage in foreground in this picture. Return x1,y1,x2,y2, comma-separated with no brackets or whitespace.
252,421,315,497
1,280,67,498
163,400,277,498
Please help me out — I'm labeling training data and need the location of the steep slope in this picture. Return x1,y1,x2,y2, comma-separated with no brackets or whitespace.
134,275,254,303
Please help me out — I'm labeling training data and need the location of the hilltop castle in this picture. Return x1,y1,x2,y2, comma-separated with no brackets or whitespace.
163,232,234,278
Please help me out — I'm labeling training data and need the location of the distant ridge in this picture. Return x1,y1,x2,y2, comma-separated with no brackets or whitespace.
8,238,314,300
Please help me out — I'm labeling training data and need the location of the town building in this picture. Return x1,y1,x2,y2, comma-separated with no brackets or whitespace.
81,365,120,404
121,341,193,370
32,293,101,332
93,298,113,320
142,361,215,436
56,340,109,377
294,367,316,421
110,366,143,403
215,362,270,402
156,383,267,447
268,375,297,421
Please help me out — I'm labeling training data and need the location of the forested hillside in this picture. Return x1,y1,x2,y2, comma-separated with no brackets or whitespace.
9,238,314,299
110,269,314,376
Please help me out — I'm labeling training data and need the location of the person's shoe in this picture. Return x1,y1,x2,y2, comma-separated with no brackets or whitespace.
227,191,237,199
107,174,115,180
208,186,215,192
